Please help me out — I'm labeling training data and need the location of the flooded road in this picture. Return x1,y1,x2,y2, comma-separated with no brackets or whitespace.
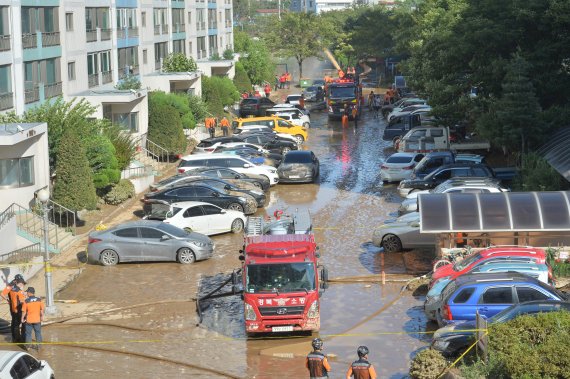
35,63,433,378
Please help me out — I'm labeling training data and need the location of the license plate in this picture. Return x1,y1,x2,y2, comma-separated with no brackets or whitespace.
272,326,293,332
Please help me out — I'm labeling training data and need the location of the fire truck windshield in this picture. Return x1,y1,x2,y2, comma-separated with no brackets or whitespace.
329,86,355,98
246,263,316,293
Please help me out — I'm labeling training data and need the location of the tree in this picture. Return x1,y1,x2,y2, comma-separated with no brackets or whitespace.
52,129,98,211
101,122,136,171
115,74,141,90
233,61,252,93
477,54,543,153
162,52,198,72
222,49,234,60
147,101,187,155
264,13,329,81
201,76,239,116
149,91,195,129
234,31,274,85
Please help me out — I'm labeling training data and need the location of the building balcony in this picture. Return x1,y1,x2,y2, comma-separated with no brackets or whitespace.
102,70,113,84
225,20,232,28
0,35,10,52
22,34,37,49
197,50,207,59
0,92,13,111
88,73,99,88
119,65,139,80
208,23,218,30
127,27,139,38
101,28,111,41
42,32,60,47
199,22,207,31
44,82,62,99
24,86,39,104
86,29,97,42
174,23,185,33
117,28,126,39
154,25,170,35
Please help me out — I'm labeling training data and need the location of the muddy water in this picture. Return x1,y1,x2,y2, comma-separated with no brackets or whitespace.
36,67,432,378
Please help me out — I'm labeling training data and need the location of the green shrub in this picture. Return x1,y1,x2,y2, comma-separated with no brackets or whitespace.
202,76,240,116
147,101,187,155
53,129,98,211
209,53,221,61
187,95,208,125
485,311,570,378
233,62,252,93
149,91,195,129
409,349,448,379
222,49,234,60
101,122,136,170
162,52,197,72
104,179,135,205
115,74,141,90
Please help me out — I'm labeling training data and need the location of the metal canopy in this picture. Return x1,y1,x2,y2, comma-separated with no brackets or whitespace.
419,191,570,233
538,127,570,182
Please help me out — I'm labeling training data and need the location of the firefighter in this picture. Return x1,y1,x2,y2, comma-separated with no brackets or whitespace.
220,116,230,136
299,95,306,109
367,91,375,110
306,338,331,379
351,106,358,128
346,346,377,379
22,287,45,351
1,274,25,303
342,104,350,128
264,83,271,98
8,279,25,342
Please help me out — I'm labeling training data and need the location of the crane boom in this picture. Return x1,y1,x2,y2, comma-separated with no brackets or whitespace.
323,48,343,75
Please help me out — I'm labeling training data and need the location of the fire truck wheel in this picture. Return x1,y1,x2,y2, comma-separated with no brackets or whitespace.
231,219,245,233
177,248,196,264
228,203,244,213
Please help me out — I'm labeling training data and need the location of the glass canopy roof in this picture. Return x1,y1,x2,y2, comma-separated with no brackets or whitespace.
419,192,570,233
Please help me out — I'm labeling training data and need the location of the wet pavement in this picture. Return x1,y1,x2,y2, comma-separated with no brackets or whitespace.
12,61,435,378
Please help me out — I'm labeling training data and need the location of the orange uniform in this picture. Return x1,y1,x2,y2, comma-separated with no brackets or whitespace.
220,118,230,127
8,287,25,313
22,296,45,324
1,284,13,301
306,351,331,377
346,359,377,379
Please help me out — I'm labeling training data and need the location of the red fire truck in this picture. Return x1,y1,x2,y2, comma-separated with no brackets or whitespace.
239,212,327,334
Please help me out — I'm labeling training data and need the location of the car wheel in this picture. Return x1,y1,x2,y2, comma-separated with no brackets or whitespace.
231,218,245,233
228,202,244,212
295,135,305,145
381,234,403,253
252,181,263,189
177,247,196,264
100,249,119,266
303,122,310,128
282,147,291,154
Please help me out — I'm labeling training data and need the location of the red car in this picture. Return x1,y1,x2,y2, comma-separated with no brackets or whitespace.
430,246,548,288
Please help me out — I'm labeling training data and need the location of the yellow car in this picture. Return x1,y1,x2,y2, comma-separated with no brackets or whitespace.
233,116,308,145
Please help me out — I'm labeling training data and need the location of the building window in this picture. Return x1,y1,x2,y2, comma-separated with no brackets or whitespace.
0,157,34,189
67,62,75,80
143,49,148,64
113,112,139,133
141,11,146,27
173,39,184,54
66,12,74,31
188,41,192,56
188,11,191,24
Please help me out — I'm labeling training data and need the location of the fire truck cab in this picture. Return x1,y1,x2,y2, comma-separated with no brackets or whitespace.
240,212,327,334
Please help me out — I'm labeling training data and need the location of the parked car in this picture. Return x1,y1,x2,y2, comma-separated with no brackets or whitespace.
431,246,548,287
382,98,426,119
237,133,299,155
371,212,435,252
424,260,552,321
0,350,55,378
266,106,310,121
435,272,567,326
180,177,266,207
87,220,214,265
277,150,320,183
397,164,495,197
273,112,311,128
193,136,241,154
382,112,431,143
432,300,570,356
177,154,279,185
273,103,311,116
152,168,270,193
388,104,431,121
398,178,508,215
143,183,258,215
233,125,299,144
380,153,425,183
232,116,308,145
239,97,275,117
303,86,319,101
411,152,486,179
215,146,282,167
285,94,303,106
162,201,247,235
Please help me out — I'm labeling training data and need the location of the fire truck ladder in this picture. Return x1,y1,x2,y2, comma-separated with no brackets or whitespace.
245,217,263,236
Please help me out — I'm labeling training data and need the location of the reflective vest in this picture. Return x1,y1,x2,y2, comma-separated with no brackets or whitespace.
307,351,328,378
350,359,372,379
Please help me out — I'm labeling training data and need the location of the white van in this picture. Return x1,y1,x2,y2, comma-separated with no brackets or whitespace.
266,108,311,128
178,153,279,185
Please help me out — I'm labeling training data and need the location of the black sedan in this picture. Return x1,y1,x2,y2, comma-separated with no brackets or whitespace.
143,184,258,215
432,300,570,357
165,167,270,191
239,97,275,117
237,133,298,155
277,150,320,183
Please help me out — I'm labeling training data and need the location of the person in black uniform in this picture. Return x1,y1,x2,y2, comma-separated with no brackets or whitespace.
306,338,331,379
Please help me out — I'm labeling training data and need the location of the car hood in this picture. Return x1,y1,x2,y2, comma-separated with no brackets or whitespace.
432,264,455,280
184,231,214,244
434,320,476,338
278,163,312,171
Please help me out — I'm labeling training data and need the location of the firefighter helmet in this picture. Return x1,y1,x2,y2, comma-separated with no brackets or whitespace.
312,338,323,350
357,346,369,358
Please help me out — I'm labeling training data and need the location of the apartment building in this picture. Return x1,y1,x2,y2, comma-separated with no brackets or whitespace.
0,0,235,138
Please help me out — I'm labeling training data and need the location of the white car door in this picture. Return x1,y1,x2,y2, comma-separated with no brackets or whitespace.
173,205,209,234
201,204,231,234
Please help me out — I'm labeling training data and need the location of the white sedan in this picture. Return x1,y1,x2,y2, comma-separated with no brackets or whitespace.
380,153,424,183
163,201,247,235
0,350,55,378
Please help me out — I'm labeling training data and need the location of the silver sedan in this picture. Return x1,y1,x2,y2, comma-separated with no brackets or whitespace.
371,213,435,253
87,220,214,265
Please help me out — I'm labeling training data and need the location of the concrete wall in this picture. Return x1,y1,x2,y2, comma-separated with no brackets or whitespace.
0,217,18,255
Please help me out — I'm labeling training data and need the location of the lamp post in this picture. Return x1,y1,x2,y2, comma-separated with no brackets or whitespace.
36,189,56,315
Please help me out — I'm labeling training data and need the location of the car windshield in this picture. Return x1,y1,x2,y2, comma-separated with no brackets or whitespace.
386,155,413,164
488,302,570,323
306,86,317,92
241,99,258,105
284,153,312,164
246,262,316,293
165,207,183,219
453,252,482,271
156,223,189,238
329,86,355,98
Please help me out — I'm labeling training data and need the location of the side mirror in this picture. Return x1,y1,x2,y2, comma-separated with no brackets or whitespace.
410,222,420,228
161,235,171,241
319,266,329,290
243,163,251,168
